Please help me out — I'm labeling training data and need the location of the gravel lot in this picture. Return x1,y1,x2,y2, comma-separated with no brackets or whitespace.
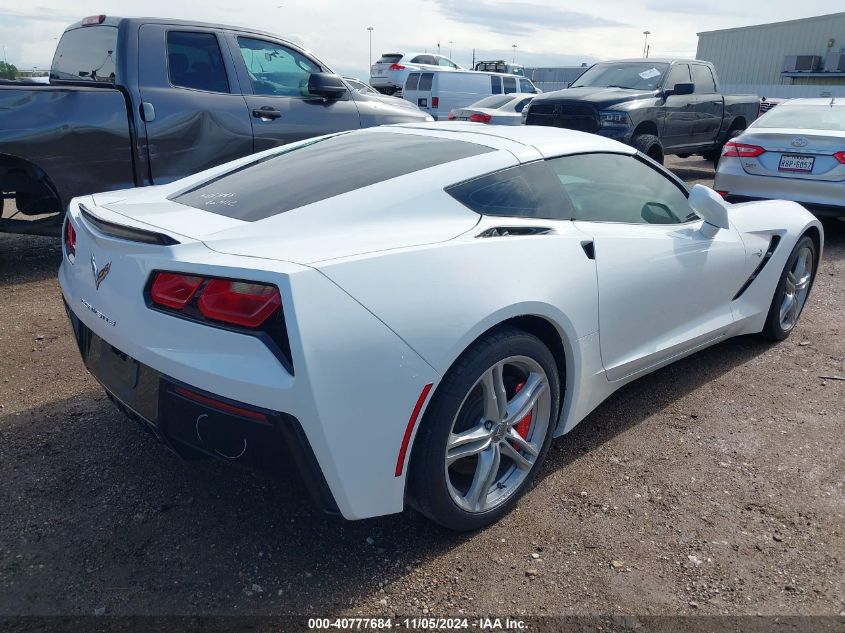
0,157,843,619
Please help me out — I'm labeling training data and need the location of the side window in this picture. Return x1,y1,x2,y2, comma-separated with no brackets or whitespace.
547,153,696,225
405,72,420,91
691,64,716,94
237,37,321,97
437,56,457,68
418,72,433,91
514,97,532,113
665,63,691,89
445,161,574,220
503,76,517,94
167,31,229,93
518,78,533,93
411,55,436,65
491,75,502,94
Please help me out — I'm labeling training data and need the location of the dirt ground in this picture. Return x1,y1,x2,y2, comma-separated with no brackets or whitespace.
0,158,843,620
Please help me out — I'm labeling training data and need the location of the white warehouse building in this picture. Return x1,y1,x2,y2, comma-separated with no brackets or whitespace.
696,12,845,99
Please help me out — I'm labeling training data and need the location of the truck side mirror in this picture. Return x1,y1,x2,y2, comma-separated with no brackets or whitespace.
308,73,347,99
669,82,695,96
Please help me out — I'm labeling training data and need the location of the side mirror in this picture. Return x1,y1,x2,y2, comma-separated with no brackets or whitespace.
669,82,695,96
689,184,730,232
308,73,347,99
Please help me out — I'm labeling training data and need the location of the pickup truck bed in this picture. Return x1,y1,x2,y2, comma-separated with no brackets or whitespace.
0,84,136,235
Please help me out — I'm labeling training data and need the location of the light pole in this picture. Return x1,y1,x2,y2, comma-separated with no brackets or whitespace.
367,26,374,70
511,44,517,63
448,40,454,59
642,31,651,58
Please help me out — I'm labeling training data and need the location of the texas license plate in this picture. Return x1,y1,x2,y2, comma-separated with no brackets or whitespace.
778,154,814,173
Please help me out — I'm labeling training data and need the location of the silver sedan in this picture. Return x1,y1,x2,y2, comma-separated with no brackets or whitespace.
715,98,845,217
447,94,535,125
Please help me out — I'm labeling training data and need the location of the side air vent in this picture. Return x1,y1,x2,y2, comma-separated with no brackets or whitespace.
476,226,552,238
80,206,180,246
732,235,781,300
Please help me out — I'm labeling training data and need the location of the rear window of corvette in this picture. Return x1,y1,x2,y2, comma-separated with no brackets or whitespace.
170,132,493,221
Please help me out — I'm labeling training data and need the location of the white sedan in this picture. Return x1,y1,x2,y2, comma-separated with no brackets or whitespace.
716,98,845,217
59,124,822,530
447,94,535,125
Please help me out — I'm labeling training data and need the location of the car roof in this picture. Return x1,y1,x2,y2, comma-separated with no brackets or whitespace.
779,98,843,107
387,122,636,160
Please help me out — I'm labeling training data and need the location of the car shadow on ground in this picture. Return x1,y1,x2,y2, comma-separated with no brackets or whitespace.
0,336,798,616
0,234,61,285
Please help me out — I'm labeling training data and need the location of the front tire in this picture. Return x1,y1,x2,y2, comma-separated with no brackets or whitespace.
760,235,817,341
408,327,560,531
631,133,664,164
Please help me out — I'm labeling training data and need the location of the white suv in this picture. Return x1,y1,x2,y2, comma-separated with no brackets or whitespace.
370,52,462,95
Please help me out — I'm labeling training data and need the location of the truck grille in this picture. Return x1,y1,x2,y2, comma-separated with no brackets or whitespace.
526,101,599,133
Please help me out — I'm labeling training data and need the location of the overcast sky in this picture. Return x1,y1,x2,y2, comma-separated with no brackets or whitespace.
0,0,840,78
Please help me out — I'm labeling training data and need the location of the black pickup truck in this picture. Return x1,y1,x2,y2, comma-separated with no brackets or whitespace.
0,16,429,236
524,59,760,165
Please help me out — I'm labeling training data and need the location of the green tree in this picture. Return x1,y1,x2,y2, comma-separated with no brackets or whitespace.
0,61,18,80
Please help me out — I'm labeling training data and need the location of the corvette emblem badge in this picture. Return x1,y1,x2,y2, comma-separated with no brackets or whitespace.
91,254,112,290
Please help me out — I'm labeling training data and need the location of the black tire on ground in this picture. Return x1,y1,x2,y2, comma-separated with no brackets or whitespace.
631,134,664,164
760,235,817,342
408,326,561,531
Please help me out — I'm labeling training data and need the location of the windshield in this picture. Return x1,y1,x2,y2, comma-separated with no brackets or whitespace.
571,62,669,90
470,95,515,109
754,105,845,131
50,26,118,83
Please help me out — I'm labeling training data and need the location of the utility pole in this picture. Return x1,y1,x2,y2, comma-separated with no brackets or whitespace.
366,26,374,69
642,31,651,58
512,44,517,63
448,40,454,59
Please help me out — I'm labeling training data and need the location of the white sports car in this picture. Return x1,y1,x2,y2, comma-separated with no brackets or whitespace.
59,124,823,530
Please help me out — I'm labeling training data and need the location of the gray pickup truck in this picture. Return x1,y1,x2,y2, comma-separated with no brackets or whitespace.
524,59,760,165
0,16,430,236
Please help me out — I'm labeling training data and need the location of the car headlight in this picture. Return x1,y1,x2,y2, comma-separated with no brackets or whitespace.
598,110,630,126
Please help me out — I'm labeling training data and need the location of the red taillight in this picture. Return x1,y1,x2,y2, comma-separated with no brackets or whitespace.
151,272,204,309
834,151,845,164
722,141,765,158
150,272,282,329
82,14,106,25
447,112,456,120
431,96,439,109
716,191,728,198
388,63,405,71
469,113,492,123
197,279,281,328
64,219,76,258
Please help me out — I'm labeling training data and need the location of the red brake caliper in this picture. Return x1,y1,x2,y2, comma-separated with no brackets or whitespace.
512,381,532,449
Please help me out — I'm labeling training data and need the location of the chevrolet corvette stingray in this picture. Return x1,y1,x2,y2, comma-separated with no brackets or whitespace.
59,123,823,530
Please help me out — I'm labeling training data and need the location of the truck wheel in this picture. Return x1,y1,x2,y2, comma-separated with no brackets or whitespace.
709,128,744,168
632,134,664,165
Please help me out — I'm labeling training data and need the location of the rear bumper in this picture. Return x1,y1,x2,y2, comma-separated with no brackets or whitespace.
716,162,845,218
65,303,339,514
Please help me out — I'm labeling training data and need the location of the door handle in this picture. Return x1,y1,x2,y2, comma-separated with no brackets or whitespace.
252,106,282,120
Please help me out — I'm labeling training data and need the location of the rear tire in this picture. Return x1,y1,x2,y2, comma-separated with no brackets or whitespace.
760,235,817,341
408,327,560,531
631,134,664,164
708,128,745,168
